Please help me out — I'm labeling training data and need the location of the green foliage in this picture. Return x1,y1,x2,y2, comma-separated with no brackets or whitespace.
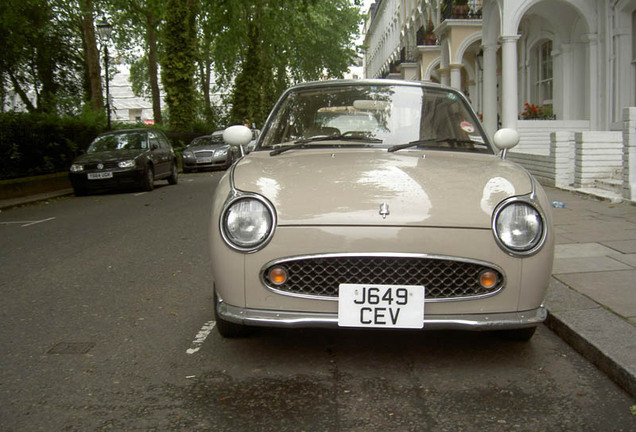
1,0,364,176
211,0,363,127
1,0,86,115
0,110,106,180
162,0,199,132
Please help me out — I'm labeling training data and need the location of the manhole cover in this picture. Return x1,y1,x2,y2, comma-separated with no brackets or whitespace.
47,342,95,355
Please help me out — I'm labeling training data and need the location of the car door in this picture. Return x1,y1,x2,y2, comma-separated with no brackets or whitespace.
148,131,170,176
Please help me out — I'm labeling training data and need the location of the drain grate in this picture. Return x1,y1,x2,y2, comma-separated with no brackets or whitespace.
47,342,95,355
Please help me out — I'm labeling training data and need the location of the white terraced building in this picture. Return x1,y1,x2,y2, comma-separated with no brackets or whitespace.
363,0,636,201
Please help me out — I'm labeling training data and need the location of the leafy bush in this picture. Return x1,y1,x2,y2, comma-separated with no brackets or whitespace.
0,110,105,180
0,110,224,180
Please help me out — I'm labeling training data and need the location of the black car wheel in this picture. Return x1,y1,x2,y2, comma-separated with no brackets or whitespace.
142,165,154,191
73,185,87,196
214,291,251,338
167,162,178,185
495,326,537,342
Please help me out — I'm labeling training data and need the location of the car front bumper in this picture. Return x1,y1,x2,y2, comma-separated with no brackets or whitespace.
215,294,547,330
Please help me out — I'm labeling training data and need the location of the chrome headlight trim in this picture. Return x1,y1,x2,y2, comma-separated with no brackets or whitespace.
219,191,276,253
492,195,547,257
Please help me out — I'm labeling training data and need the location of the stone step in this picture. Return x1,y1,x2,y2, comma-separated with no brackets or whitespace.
594,177,623,195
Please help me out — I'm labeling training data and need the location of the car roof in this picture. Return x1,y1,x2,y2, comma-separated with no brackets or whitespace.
97,128,160,137
287,78,448,92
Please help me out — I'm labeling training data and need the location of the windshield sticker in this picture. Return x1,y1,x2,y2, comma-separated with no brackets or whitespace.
469,135,485,143
446,92,458,101
460,121,475,133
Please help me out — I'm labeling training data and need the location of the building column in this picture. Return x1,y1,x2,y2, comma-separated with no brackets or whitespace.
439,67,450,87
482,43,498,138
623,107,636,201
583,33,599,129
449,64,462,90
500,35,520,130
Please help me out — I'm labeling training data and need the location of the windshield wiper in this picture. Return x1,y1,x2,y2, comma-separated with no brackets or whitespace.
387,137,477,152
270,134,382,156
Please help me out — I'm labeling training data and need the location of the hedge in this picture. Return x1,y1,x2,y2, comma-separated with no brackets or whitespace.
0,111,220,181
0,111,104,180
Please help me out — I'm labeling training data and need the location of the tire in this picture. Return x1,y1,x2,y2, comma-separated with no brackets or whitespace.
495,326,537,342
214,291,251,338
142,165,154,191
167,162,178,185
73,186,87,196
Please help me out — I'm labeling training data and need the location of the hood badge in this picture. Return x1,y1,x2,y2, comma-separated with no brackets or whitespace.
379,203,390,219
97,163,104,170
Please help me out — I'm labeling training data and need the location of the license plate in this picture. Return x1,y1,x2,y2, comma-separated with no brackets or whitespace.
87,172,113,180
338,284,425,329
197,157,213,163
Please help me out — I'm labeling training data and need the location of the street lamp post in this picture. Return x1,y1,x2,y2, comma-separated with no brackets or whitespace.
96,16,113,129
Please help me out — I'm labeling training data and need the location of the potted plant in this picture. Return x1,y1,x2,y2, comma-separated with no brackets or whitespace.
453,0,469,19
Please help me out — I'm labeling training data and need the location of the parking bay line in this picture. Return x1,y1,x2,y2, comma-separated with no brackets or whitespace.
186,320,216,354
0,217,56,227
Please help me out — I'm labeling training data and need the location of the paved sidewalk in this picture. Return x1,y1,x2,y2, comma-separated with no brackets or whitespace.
0,189,73,211
1,185,635,398
544,186,636,398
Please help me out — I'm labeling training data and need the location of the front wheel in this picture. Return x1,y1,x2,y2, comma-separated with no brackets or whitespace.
214,292,251,338
167,162,178,185
141,166,154,191
495,326,537,342
73,186,87,196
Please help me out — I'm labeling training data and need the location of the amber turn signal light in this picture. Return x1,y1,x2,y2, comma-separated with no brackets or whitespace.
269,267,287,285
479,270,498,290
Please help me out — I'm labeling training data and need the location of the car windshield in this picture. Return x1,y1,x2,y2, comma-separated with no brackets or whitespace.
259,83,492,154
88,132,148,152
190,135,224,147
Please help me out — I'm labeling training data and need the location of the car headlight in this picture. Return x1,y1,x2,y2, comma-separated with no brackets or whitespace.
70,164,84,173
493,199,545,256
217,149,228,156
118,159,136,168
182,151,194,158
220,195,276,252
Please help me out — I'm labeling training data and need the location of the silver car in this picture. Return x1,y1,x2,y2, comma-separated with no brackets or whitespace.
182,132,238,172
210,79,554,341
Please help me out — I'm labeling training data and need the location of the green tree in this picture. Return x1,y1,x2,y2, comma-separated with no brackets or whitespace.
0,0,87,114
111,0,165,125
162,0,199,131
209,0,362,127
78,0,104,114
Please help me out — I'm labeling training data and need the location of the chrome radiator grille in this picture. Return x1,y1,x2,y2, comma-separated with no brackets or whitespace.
262,255,504,300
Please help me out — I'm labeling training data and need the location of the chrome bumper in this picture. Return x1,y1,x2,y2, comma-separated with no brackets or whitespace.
215,297,547,331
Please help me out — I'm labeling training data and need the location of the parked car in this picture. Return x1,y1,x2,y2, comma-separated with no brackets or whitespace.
69,128,178,195
246,129,261,153
210,79,554,341
181,131,239,172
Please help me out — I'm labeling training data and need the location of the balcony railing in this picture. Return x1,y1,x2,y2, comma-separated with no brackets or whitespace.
442,0,482,20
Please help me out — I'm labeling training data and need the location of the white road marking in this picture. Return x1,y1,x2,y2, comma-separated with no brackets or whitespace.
21,217,56,227
134,192,148,197
0,217,56,227
186,320,216,354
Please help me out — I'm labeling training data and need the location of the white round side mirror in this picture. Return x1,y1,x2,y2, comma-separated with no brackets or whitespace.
223,125,252,147
493,128,520,151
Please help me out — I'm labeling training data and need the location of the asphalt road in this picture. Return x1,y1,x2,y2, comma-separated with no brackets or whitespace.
0,172,634,431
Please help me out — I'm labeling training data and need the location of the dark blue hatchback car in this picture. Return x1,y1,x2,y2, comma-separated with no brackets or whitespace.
69,129,178,195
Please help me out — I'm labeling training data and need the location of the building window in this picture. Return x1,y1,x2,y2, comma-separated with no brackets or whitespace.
129,108,142,122
536,40,553,105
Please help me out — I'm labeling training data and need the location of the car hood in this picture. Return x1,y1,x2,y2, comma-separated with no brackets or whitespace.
232,149,534,228
73,149,146,163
